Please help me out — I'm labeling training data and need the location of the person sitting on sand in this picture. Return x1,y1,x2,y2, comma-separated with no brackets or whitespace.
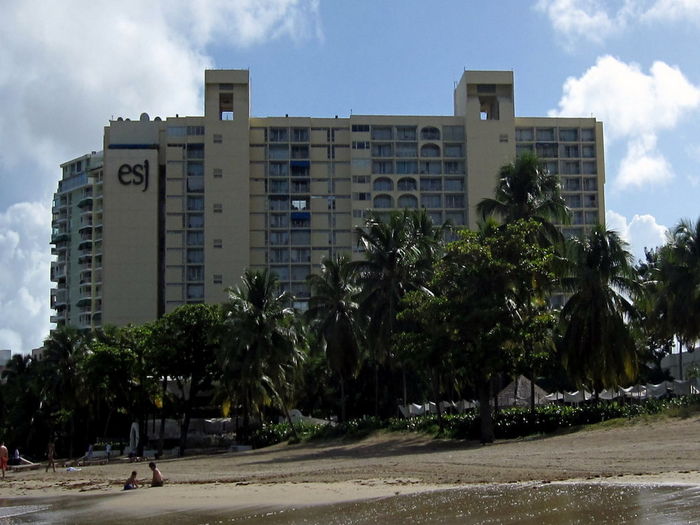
149,462,163,487
123,470,139,490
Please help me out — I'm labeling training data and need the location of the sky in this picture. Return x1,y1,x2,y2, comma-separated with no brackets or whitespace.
1,0,698,354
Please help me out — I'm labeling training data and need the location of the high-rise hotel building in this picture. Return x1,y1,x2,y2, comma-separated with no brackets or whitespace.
50,70,605,330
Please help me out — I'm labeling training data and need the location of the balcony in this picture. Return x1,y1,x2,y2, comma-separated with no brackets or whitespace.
50,232,70,244
50,263,66,282
77,196,93,208
78,239,93,250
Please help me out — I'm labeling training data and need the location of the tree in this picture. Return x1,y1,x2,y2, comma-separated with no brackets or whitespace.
307,254,364,422
152,304,222,456
476,151,569,246
559,225,641,392
219,270,306,441
40,326,88,457
402,220,556,442
354,209,445,414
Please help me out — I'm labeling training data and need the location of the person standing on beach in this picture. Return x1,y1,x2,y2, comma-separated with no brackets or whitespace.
149,462,163,487
0,442,8,479
46,441,56,473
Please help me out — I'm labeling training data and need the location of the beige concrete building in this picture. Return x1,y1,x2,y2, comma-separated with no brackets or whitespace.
51,69,605,329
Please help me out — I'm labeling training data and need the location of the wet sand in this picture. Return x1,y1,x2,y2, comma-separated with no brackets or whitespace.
3,413,700,519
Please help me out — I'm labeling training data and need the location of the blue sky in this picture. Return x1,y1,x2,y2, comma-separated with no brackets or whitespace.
1,0,698,353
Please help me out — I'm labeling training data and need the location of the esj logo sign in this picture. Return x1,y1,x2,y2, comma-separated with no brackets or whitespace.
117,160,149,192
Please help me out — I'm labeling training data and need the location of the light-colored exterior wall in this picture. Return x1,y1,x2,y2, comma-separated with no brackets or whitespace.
51,69,606,328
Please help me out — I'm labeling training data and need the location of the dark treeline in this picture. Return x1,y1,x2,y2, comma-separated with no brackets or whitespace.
2,153,699,457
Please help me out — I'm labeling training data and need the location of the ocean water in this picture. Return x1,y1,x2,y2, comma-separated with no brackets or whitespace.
3,483,700,524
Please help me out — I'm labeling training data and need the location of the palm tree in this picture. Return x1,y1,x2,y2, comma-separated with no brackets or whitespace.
219,270,306,441
477,151,570,246
41,326,88,457
559,225,641,392
651,218,700,378
306,254,363,422
354,209,445,414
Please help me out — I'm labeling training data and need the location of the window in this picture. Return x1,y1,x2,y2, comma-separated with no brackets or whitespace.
291,266,309,281
270,231,289,245
420,178,442,191
373,177,393,191
213,168,223,178
560,144,580,158
444,178,464,191
291,198,309,211
373,195,393,208
397,177,417,191
187,177,204,192
187,231,204,246
270,248,290,263
428,211,442,224
444,161,464,174
396,142,417,157
372,143,393,157
572,211,584,225
270,214,289,228
187,144,204,159
583,177,597,191
515,128,534,141
563,177,581,191
290,164,309,177
544,161,558,174
419,161,441,174
269,162,289,177
421,144,441,157
351,124,370,132
213,134,222,143
270,128,288,142
213,274,223,284
291,145,309,159
372,160,393,174
269,144,289,160
585,211,598,225
269,196,289,210
581,161,598,175
582,145,596,158
291,230,310,245
187,196,204,211
187,248,204,263
213,238,223,248
291,215,310,228
187,265,204,280
213,203,223,213
271,266,290,281
561,161,580,175
352,141,370,149
371,126,392,140
536,143,558,158
565,194,582,208
291,180,309,193
444,143,463,157
516,144,533,156
187,126,205,136
536,128,555,141
559,128,579,142
396,126,417,140
581,128,595,141
167,126,187,137
397,160,418,174
292,128,309,142
291,248,311,262
269,180,289,193
444,194,464,208
187,214,204,228
442,125,464,141
421,194,442,208
584,193,598,208
353,176,370,184
420,127,440,140
398,194,418,208
445,211,465,226
219,92,233,120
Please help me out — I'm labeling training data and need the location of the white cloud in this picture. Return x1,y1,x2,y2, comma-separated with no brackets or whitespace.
550,56,700,189
0,201,53,354
606,209,668,261
0,0,323,354
537,0,700,46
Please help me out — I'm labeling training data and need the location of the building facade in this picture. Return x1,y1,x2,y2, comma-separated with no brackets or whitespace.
50,69,605,329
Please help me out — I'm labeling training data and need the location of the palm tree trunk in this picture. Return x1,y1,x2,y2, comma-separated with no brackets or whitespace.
679,337,684,380
374,361,379,417
530,370,536,415
339,374,346,423
432,368,443,434
157,378,168,457
478,377,494,444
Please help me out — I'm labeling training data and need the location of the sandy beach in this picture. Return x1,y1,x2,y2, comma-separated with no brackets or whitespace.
3,413,700,519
